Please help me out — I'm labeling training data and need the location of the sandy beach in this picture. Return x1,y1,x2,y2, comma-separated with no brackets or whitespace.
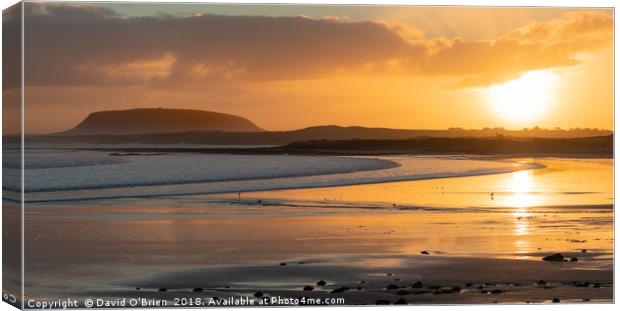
20,157,612,305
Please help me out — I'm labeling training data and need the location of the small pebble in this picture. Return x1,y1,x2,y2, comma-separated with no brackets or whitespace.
192,288,203,292
158,288,167,292
375,300,390,305
420,251,430,255
412,281,424,288
303,286,314,291
316,280,326,286
552,298,560,303
386,284,400,290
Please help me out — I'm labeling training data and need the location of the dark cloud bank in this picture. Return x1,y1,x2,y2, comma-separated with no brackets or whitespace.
22,3,612,88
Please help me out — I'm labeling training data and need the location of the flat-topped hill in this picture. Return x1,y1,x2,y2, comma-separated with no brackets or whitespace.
62,108,264,135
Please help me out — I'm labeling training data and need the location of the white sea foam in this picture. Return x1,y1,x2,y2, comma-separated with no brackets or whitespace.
5,151,397,193
2,150,538,202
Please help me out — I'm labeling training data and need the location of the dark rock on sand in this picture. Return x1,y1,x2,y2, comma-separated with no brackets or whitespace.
303,286,314,291
420,251,430,255
426,285,441,290
386,284,400,290
581,249,587,253
552,298,560,303
254,292,264,298
570,257,578,262
394,298,408,305
316,280,327,286
279,262,287,266
536,280,547,286
192,288,204,292
593,283,601,288
158,288,167,292
542,253,564,262
135,287,141,290
490,289,503,294
575,281,590,287
375,300,390,305
330,287,348,294
451,286,461,292
464,283,472,288
396,290,410,296
411,281,424,288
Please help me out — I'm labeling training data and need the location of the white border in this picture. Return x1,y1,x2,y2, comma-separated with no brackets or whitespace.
0,1,617,311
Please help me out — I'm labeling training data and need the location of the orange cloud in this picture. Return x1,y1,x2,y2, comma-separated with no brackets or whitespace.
76,53,177,83
420,11,613,86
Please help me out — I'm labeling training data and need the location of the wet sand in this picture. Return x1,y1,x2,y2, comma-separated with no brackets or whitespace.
23,157,613,305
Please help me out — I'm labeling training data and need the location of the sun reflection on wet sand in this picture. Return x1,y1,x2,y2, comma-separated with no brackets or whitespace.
503,169,538,254
501,169,542,209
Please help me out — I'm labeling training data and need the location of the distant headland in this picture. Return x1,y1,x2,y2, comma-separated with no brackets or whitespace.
59,108,264,135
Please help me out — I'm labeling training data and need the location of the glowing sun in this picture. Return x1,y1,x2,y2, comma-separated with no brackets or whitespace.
486,70,559,124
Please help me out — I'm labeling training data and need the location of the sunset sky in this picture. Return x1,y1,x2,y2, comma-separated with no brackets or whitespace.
12,3,614,133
